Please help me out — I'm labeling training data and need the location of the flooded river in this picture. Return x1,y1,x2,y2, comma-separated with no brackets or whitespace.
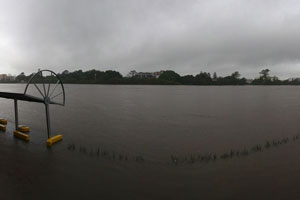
1,84,300,199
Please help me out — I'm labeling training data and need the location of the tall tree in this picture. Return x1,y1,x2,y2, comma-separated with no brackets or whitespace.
213,72,217,80
259,69,270,80
231,71,241,79
159,70,181,83
16,72,26,82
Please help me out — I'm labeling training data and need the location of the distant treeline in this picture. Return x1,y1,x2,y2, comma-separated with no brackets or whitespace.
10,68,300,85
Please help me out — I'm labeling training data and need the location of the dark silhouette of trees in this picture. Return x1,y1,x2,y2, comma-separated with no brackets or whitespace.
159,70,181,84
194,72,212,85
16,72,26,82
215,72,246,85
213,72,217,80
180,75,195,85
259,69,270,80
59,69,122,84
231,71,240,79
7,68,300,85
252,69,279,85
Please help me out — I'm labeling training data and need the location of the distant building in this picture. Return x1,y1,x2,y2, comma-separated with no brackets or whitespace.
127,70,138,78
7,75,16,81
152,71,164,78
127,70,164,78
0,74,16,81
270,76,279,82
288,78,300,82
246,79,253,84
0,74,7,81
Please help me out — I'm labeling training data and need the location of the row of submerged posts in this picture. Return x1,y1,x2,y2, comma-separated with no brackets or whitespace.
0,69,65,147
170,134,300,165
65,134,300,165
67,143,146,163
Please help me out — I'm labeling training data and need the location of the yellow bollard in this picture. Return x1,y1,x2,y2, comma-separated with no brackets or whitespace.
0,118,7,125
18,125,30,133
46,135,63,147
0,124,6,132
14,130,30,141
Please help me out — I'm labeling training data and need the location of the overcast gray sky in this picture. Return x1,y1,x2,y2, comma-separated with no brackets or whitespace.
0,0,300,78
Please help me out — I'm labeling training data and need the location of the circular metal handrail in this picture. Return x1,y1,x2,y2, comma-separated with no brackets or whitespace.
24,69,65,106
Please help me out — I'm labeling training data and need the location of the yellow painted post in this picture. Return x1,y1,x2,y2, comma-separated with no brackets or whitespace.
18,125,30,133
0,118,7,125
0,124,6,132
14,130,30,141
46,135,63,147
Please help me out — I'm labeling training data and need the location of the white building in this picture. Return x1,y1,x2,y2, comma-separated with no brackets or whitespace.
0,74,16,81
127,70,164,78
288,78,300,82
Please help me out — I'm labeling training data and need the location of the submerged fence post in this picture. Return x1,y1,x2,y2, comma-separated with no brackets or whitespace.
14,99,18,130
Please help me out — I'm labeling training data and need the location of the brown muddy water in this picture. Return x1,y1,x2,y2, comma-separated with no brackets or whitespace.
0,84,300,200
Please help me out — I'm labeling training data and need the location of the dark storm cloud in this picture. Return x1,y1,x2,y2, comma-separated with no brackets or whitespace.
1,0,300,78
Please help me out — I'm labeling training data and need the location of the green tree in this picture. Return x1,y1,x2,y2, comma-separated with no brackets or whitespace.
213,72,217,80
103,70,122,80
195,72,212,85
231,71,240,79
180,75,195,85
16,72,26,82
259,69,270,80
159,70,181,83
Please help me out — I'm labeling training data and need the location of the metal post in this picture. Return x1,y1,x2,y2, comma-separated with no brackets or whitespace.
14,99,18,130
45,104,51,138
